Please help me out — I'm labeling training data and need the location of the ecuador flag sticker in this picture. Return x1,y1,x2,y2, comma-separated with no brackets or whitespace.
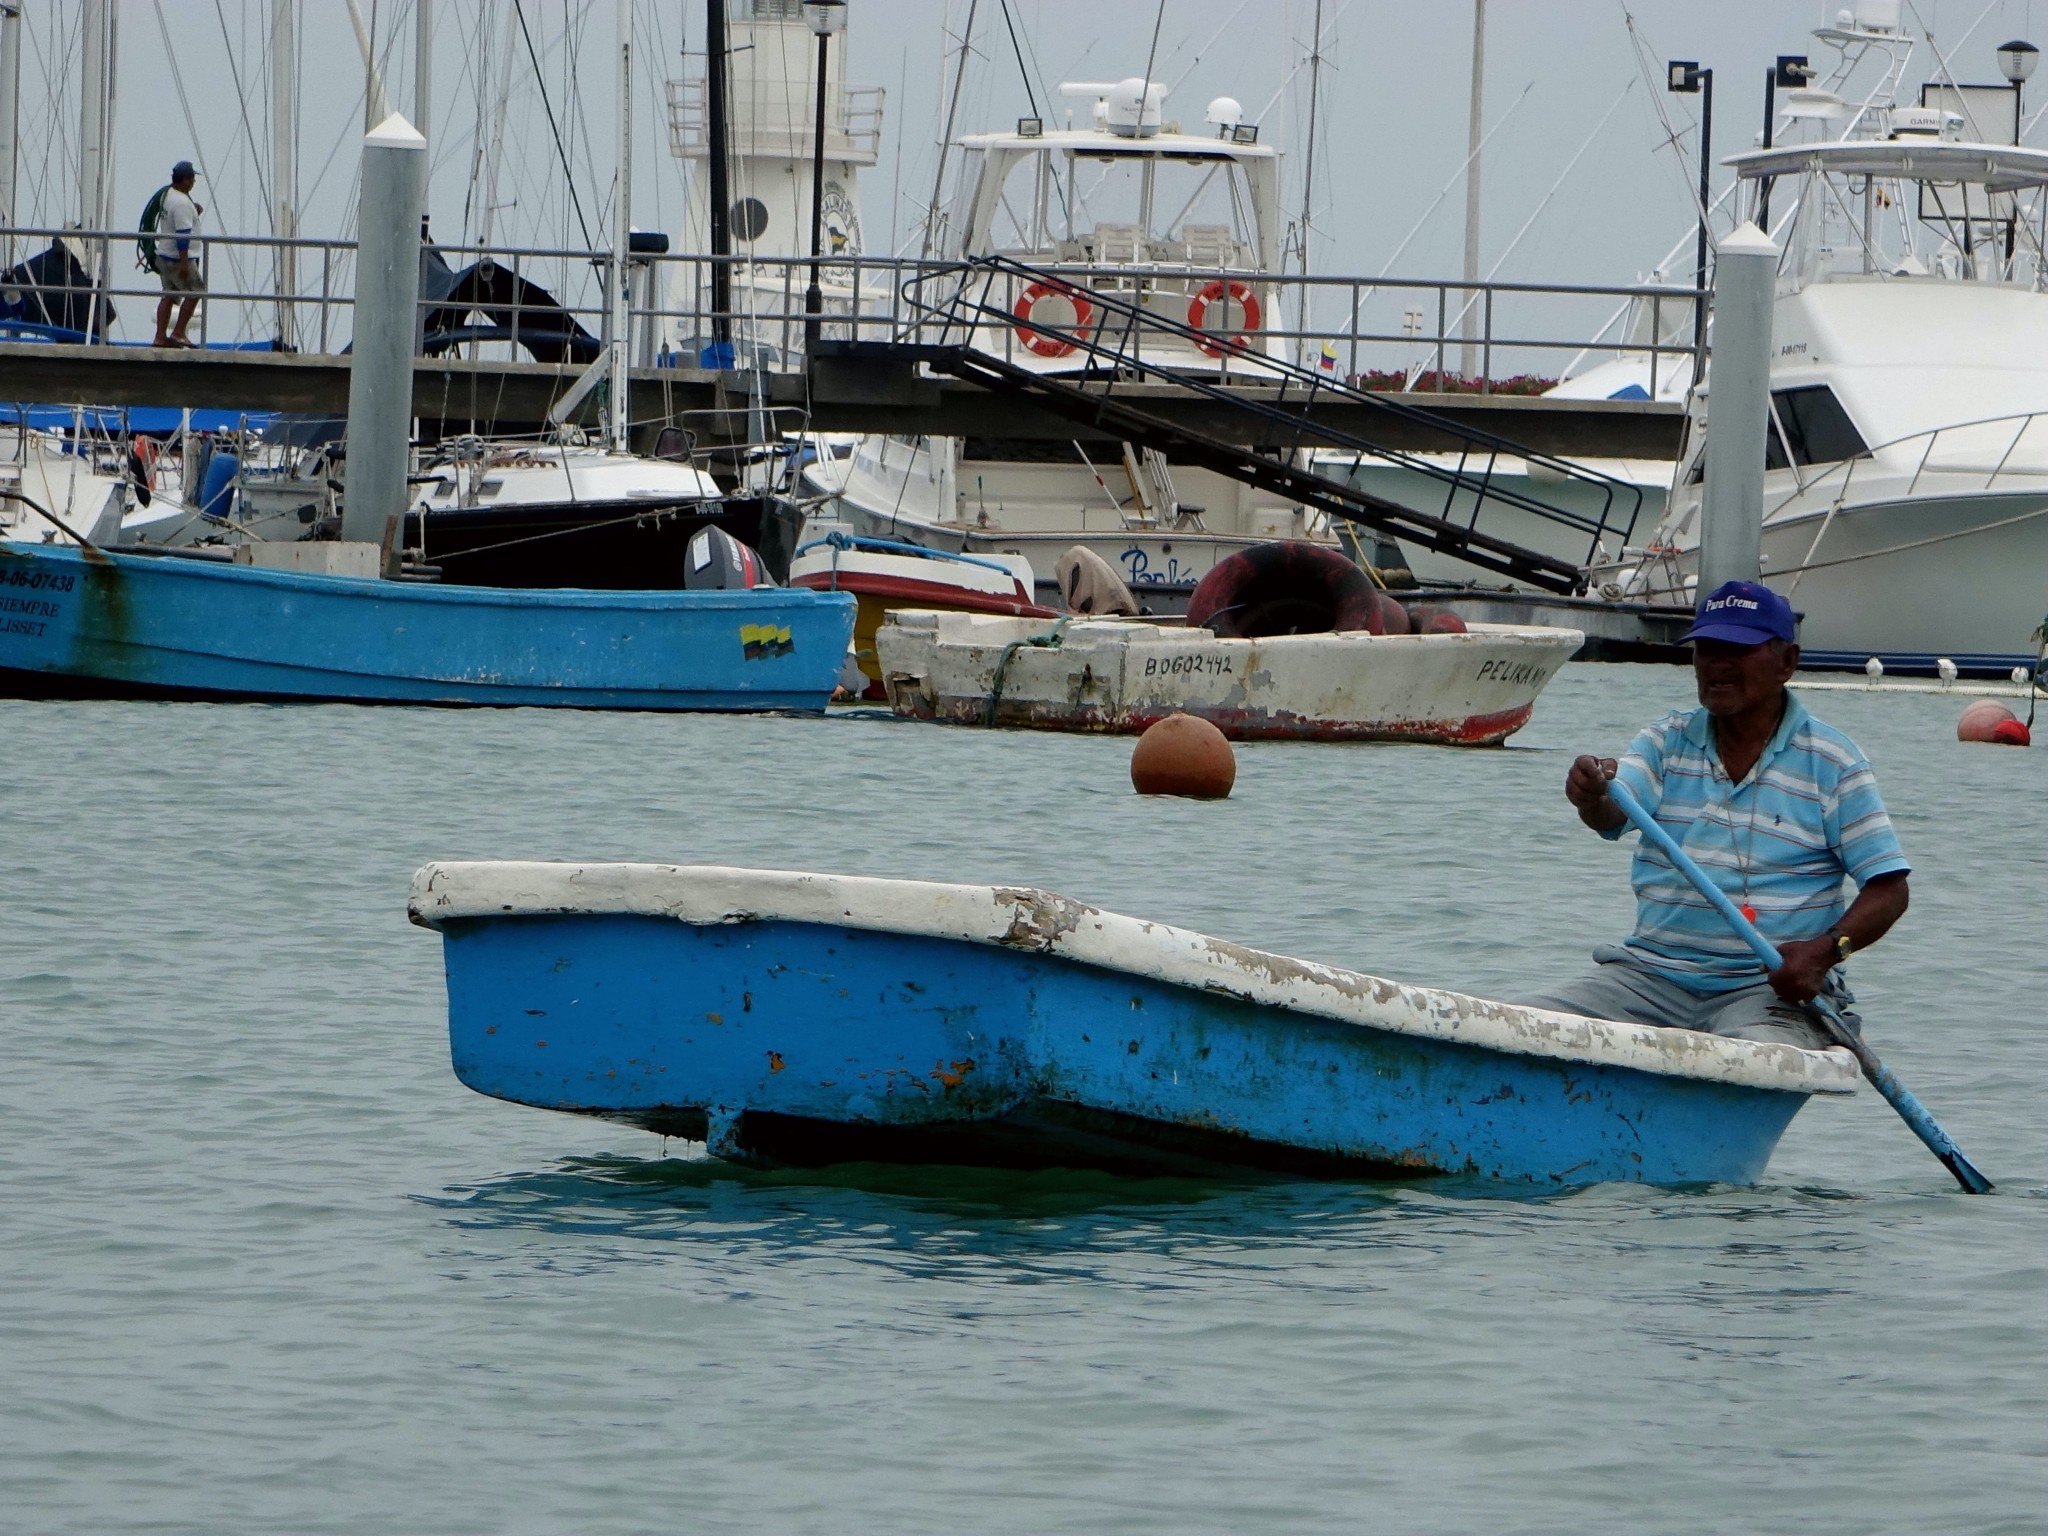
740,622,794,660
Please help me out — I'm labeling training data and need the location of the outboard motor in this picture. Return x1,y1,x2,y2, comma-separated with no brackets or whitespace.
197,450,240,523
684,525,776,590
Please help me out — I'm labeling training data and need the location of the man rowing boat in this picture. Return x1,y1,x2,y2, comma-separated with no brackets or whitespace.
1529,580,1911,1049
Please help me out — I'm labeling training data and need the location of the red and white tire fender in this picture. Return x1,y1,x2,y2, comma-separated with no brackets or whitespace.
1188,279,1262,357
1012,280,1095,359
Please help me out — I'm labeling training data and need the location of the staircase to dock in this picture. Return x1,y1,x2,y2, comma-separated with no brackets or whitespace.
864,256,1651,595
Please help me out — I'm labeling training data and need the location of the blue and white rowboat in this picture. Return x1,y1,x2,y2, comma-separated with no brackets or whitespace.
0,541,856,709
409,862,1859,1186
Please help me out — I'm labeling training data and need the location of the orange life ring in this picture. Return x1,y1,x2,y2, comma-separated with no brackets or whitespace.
1012,280,1095,359
1188,279,1262,357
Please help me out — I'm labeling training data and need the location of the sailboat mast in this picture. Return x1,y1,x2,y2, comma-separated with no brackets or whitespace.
78,0,109,227
414,0,432,142
706,0,732,350
345,0,393,129
609,0,633,450
273,0,299,348
77,0,113,335
1461,0,1485,379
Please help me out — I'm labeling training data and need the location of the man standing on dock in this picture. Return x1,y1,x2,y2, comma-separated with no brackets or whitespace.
150,160,205,348
1532,580,1911,1049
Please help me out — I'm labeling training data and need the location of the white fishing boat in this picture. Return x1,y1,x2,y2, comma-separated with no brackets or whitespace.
814,77,1330,607
1600,8,2048,672
875,608,1581,744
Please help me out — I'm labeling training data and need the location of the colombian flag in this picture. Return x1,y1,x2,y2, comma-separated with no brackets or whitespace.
1319,340,1338,372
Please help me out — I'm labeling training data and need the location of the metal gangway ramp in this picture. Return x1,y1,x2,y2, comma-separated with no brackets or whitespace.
848,256,1648,595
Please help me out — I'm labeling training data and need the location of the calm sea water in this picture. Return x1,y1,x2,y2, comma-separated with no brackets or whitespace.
3,665,2043,1535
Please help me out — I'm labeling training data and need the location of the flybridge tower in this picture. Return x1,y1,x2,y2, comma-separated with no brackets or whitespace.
665,0,884,364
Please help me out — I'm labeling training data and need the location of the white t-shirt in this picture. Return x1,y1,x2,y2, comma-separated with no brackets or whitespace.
154,188,201,263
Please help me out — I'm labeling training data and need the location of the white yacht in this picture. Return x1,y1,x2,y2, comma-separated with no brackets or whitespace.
1607,26,2048,671
815,80,1326,608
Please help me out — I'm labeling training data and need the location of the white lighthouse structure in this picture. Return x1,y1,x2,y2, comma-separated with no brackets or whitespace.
665,0,884,365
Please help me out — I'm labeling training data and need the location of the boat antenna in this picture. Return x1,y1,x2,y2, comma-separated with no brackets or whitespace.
1295,0,1324,362
920,0,980,259
996,0,1040,119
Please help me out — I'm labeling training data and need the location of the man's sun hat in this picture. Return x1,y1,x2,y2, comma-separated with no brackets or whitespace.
1681,579,1798,646
171,160,197,179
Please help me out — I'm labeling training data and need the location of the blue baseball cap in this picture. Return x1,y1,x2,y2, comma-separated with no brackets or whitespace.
1682,580,1798,645
171,160,196,179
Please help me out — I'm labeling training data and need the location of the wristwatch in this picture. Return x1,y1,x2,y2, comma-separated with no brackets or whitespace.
1831,931,1854,963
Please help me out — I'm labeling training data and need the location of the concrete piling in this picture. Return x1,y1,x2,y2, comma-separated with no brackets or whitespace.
341,113,428,556
1697,221,1780,597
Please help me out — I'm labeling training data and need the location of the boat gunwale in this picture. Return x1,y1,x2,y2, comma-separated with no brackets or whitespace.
880,610,1589,649
0,539,857,613
408,860,1858,1097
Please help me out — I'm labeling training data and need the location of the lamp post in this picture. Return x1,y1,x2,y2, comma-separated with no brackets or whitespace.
1758,55,1809,232
1997,42,2035,265
803,0,846,358
1668,60,1714,365
1999,39,2037,127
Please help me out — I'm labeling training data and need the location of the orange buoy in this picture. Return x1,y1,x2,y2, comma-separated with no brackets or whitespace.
1131,713,1237,798
1957,699,2031,746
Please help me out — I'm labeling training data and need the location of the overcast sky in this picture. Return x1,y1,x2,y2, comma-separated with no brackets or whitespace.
9,0,2048,349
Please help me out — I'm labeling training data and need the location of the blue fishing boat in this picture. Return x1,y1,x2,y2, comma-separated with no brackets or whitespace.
0,541,855,709
408,862,1859,1186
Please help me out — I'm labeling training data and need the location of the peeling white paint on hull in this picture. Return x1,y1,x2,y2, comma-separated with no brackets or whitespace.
875,611,1585,743
409,862,1856,1185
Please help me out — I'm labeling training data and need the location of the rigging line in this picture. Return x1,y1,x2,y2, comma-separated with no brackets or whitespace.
150,0,249,330
996,0,1039,119
210,0,274,219
1772,500,2048,578
1007,0,1060,123
1139,0,1168,104
1904,0,2006,146
511,0,594,249
1168,0,1253,94
1618,1,1713,228
1485,79,1637,283
1344,82,1532,316
1250,0,1351,124
1428,78,1639,368
564,0,608,238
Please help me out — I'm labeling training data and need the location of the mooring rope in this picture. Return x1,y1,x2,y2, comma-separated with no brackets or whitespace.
984,617,1071,728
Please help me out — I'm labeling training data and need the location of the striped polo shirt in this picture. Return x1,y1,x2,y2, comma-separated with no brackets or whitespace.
1601,691,1910,993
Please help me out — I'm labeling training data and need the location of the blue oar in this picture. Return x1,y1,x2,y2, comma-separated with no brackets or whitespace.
1605,778,1993,1194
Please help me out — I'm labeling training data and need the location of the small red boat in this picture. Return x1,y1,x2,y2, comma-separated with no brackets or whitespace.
788,533,1056,695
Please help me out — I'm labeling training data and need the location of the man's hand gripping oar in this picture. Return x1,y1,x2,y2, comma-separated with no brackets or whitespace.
1601,775,1993,1195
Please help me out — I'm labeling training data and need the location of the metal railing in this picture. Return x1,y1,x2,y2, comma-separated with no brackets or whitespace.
1609,406,2048,602
665,79,886,159
1,224,1702,394
889,255,1648,586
